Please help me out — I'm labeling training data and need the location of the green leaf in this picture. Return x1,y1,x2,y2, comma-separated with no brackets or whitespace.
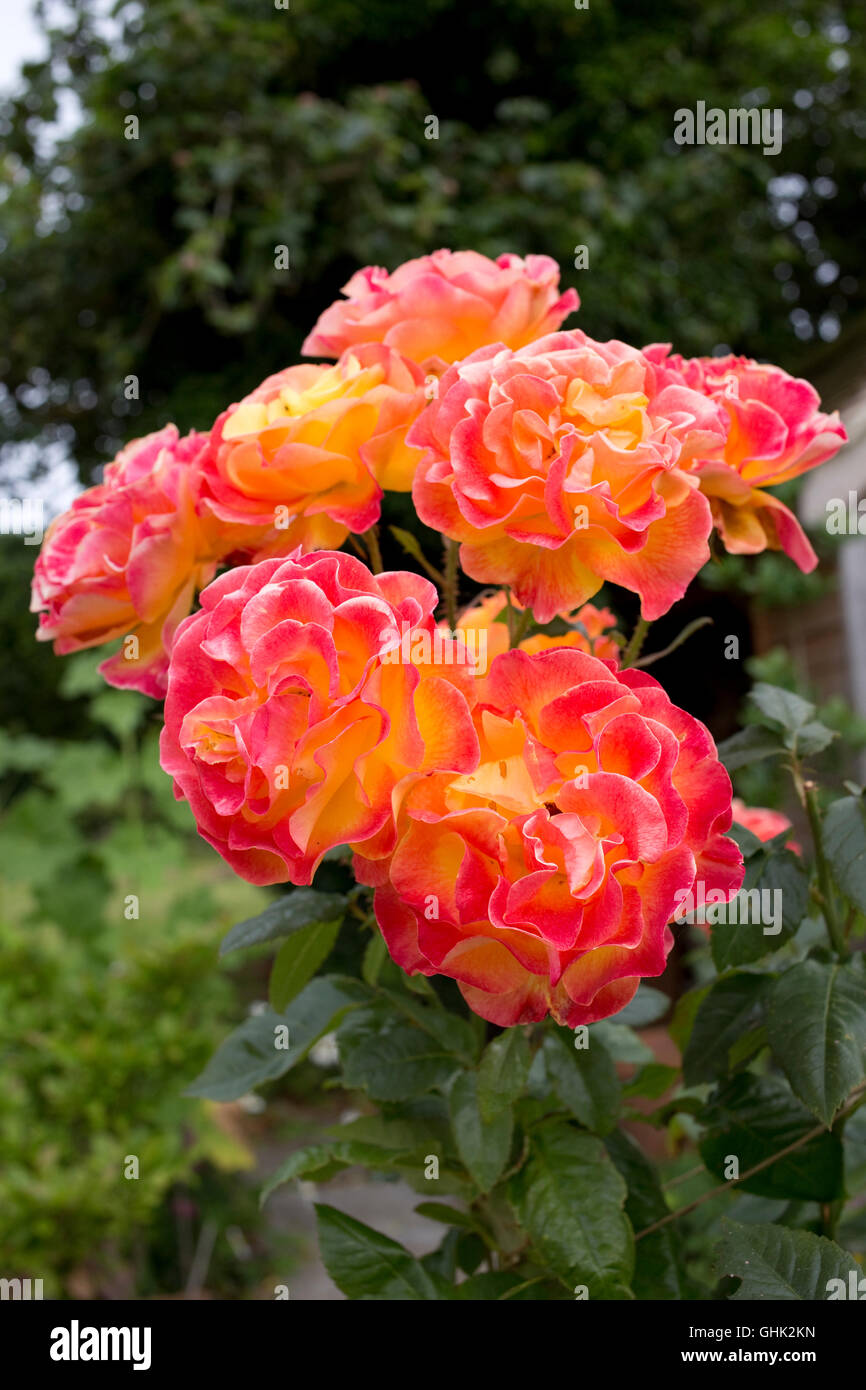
315,1204,441,1300
824,792,866,915
767,958,866,1126
749,682,815,737
622,1062,679,1101
710,846,808,971
361,930,388,987
448,1071,513,1193
591,1020,654,1066
544,1027,620,1135
683,972,771,1086
795,720,837,757
700,1074,843,1202
716,1219,861,1300
605,1129,693,1300
328,1111,448,1150
379,989,478,1061
261,1139,411,1204
414,1202,485,1234
717,725,784,772
477,1026,531,1121
219,887,348,956
669,983,712,1053
508,1123,633,1296
728,822,766,858
727,1025,768,1071
615,985,669,1027
185,977,360,1100
341,1023,461,1101
268,918,341,1012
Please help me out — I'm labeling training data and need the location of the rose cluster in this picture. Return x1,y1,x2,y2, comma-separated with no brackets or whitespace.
31,248,844,1024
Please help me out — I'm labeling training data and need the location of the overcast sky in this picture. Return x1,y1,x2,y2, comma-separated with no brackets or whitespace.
0,0,48,94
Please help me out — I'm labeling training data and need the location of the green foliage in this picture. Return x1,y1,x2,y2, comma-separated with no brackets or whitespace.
315,1205,443,1300
824,790,866,915
508,1124,634,1298
219,886,349,956
709,834,809,970
767,957,866,1125
186,976,364,1102
0,909,255,1294
0,658,282,1295
717,1220,860,1300
544,1027,621,1135
700,1074,843,1201
727,650,866,809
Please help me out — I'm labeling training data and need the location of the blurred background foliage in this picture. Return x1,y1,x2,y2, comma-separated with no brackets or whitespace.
0,0,863,483
0,650,305,1295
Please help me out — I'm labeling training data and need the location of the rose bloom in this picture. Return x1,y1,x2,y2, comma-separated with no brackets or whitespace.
454,590,620,675
355,648,743,1027
644,347,847,570
199,344,427,557
160,551,479,886
409,331,728,624
731,797,801,854
31,425,217,698
302,250,579,371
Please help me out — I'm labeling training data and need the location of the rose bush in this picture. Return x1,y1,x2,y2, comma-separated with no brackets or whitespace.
30,248,865,1306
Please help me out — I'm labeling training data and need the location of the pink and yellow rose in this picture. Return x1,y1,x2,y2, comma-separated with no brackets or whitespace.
159,551,479,886
644,347,847,570
31,425,218,698
302,250,579,371
409,331,729,624
355,648,743,1027
199,344,427,556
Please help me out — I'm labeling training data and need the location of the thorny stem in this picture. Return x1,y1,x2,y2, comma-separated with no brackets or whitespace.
443,538,459,630
633,617,713,669
504,589,533,649
794,770,848,961
621,615,650,668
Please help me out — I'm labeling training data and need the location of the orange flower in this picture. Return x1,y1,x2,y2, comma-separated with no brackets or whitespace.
644,347,847,571
160,552,479,885
410,332,728,623
199,344,427,556
31,426,217,697
302,250,579,371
